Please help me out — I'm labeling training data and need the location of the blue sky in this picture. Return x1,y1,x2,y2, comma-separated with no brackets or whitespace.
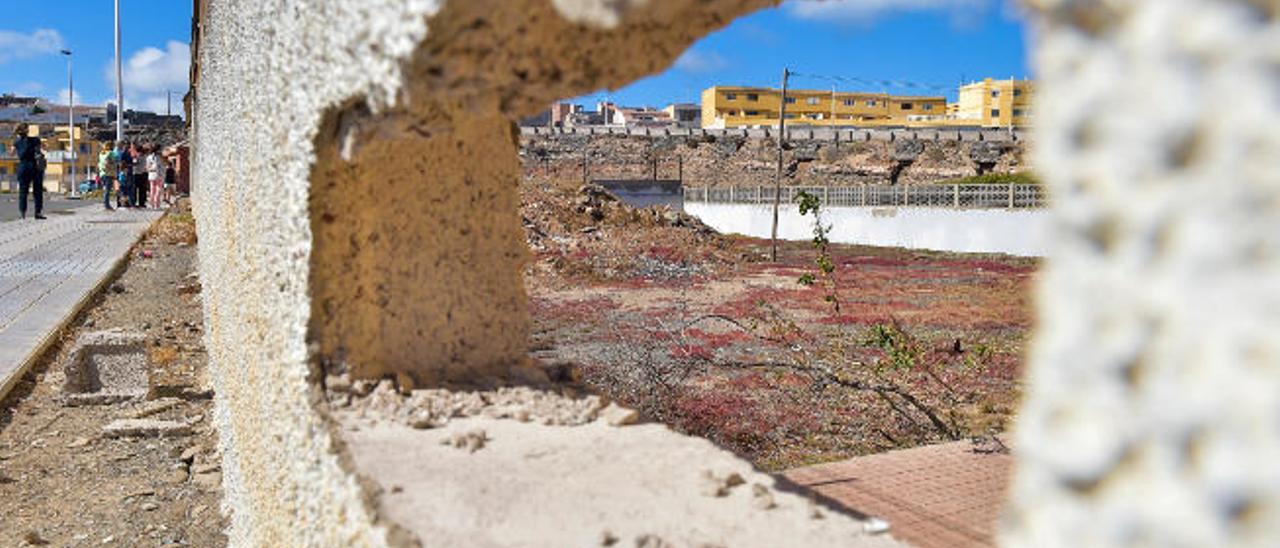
0,1,1030,116
0,0,192,115
577,0,1033,108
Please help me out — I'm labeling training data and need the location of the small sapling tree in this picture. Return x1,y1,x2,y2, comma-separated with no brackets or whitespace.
794,190,840,312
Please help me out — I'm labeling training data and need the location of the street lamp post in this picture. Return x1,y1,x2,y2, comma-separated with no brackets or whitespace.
62,49,75,197
114,0,124,144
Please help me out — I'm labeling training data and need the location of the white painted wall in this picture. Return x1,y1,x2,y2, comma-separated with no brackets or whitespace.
686,202,1049,257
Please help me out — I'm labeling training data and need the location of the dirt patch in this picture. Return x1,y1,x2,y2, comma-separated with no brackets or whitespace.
0,199,226,547
522,175,747,285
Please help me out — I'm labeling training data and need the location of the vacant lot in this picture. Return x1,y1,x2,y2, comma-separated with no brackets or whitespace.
524,177,1035,470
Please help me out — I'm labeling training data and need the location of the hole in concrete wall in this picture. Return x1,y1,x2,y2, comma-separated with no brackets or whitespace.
518,0,1041,476
306,2,1040,536
306,0,780,388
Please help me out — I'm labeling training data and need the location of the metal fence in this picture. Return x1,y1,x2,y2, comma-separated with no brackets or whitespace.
684,183,1046,209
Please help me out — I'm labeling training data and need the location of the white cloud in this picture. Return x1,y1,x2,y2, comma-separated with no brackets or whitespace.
104,41,190,116
0,29,65,64
784,0,991,26
53,88,86,106
674,49,728,74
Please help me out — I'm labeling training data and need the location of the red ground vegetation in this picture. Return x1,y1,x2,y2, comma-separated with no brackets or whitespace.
524,174,1037,470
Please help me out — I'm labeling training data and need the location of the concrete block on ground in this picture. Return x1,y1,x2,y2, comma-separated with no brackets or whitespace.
61,330,149,406
103,418,194,438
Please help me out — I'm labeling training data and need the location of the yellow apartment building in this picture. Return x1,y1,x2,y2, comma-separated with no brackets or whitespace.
954,78,1034,127
701,86,948,129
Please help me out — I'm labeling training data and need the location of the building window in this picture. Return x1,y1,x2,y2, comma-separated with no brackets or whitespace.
80,144,88,153
992,90,1000,97
991,109,1001,117
785,113,798,119
806,97,820,105
923,104,934,111
843,99,855,106
725,93,737,100
745,110,759,116
866,100,877,107
784,97,796,104
1013,89,1023,97
746,93,759,101
900,102,914,110
1013,109,1025,117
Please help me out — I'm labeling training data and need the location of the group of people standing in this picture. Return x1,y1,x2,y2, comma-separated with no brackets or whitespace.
8,123,177,219
97,140,175,211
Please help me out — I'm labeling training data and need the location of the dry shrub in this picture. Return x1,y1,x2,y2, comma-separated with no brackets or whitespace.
149,212,198,245
150,345,179,366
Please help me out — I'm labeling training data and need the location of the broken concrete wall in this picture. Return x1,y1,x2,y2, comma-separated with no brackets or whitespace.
192,0,443,544
1005,0,1280,546
192,0,900,545
193,0,1280,545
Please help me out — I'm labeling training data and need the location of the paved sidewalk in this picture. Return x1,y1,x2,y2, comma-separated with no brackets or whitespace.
784,440,1014,548
0,205,162,403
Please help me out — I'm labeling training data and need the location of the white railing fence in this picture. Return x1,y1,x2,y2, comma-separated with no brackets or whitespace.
684,183,1046,209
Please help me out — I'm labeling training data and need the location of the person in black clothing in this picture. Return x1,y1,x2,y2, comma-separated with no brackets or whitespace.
11,123,45,220
117,143,133,208
163,162,176,206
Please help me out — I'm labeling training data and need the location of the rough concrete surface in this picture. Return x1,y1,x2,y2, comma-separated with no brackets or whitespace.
61,330,149,406
334,383,901,548
1005,1,1280,547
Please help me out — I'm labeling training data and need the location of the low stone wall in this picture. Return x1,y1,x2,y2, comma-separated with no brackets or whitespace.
521,132,1031,187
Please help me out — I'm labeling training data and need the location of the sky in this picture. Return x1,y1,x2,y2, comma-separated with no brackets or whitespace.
0,0,1031,117
576,0,1033,108
0,0,192,116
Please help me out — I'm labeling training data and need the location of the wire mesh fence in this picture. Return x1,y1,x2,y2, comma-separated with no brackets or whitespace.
684,183,1046,209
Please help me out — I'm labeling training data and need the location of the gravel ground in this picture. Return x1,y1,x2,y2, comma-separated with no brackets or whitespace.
0,201,226,547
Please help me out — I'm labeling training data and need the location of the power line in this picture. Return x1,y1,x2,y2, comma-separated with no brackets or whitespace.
787,70,955,94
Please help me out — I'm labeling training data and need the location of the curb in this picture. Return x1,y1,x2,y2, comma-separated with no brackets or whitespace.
0,210,167,406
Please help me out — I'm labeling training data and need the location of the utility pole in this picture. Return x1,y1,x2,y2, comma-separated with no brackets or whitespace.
771,67,789,262
62,49,75,196
114,0,124,144
830,85,836,126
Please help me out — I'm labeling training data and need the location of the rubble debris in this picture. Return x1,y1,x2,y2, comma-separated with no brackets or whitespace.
102,419,193,439
701,470,746,498
440,429,489,453
599,403,639,427
129,398,183,419
331,379,609,431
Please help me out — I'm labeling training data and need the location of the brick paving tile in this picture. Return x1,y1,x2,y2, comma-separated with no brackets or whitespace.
0,205,162,402
783,440,1014,548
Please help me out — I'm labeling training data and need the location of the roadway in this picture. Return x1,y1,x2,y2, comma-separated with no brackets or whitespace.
0,193,100,222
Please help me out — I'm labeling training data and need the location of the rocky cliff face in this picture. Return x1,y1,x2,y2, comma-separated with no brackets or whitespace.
521,133,1031,187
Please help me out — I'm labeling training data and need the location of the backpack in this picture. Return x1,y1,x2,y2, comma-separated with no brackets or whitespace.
35,149,46,172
